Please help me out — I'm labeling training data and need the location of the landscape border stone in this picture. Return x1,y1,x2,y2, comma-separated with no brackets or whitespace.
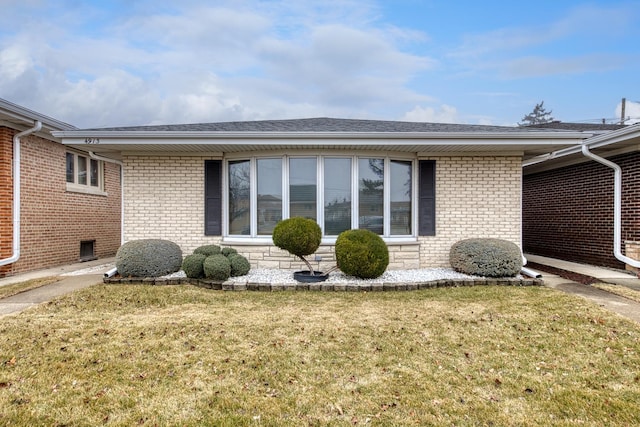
103,276,544,290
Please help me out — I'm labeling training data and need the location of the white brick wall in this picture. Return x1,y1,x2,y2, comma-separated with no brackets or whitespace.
123,155,521,270
418,156,522,267
123,155,222,251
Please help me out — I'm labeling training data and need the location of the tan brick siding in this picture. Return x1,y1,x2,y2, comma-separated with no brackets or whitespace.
0,128,121,277
625,241,640,275
418,156,522,267
124,155,522,270
123,155,219,250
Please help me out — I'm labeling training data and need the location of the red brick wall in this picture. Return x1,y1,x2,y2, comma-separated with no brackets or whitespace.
0,127,121,277
523,151,640,269
0,127,14,267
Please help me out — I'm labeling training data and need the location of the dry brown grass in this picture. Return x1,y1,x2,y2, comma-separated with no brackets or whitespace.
593,282,640,303
1,283,639,426
0,276,60,299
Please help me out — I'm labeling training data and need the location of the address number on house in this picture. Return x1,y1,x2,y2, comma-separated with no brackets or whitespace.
84,138,101,144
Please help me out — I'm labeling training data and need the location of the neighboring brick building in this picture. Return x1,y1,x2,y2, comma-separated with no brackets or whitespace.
523,124,640,270
55,118,586,271
0,99,121,277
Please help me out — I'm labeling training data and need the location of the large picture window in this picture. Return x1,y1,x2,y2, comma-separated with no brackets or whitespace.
257,158,282,235
358,158,384,234
225,155,415,239
228,160,250,235
289,157,317,220
324,158,351,235
390,160,412,235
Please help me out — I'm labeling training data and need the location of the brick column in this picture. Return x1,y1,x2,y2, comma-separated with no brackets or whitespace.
625,241,640,276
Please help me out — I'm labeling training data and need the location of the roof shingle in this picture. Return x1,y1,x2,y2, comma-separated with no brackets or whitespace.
81,117,573,133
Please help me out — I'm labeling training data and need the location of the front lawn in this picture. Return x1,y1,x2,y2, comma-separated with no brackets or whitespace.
1,284,639,426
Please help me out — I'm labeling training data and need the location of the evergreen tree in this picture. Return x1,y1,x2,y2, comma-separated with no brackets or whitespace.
519,101,554,126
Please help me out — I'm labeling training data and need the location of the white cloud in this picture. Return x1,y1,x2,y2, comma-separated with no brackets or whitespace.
401,104,458,123
0,1,436,127
503,54,627,79
0,45,33,79
449,4,638,79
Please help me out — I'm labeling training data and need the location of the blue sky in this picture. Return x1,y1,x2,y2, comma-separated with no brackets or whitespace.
0,0,638,128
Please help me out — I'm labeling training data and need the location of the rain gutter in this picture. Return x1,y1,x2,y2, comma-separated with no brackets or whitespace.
0,121,43,267
87,152,124,279
52,130,586,141
87,152,124,245
522,124,640,269
581,144,640,268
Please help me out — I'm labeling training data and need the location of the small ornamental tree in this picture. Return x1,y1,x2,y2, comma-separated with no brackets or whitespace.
272,217,322,275
335,229,389,279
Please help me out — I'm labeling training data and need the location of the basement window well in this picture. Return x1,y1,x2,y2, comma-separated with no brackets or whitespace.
79,240,96,262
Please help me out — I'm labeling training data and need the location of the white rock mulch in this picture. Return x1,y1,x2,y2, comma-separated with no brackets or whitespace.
161,268,480,283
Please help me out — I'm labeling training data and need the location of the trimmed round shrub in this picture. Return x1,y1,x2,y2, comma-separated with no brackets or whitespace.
272,217,322,258
194,244,221,257
335,229,389,279
115,239,182,278
228,253,251,277
221,247,238,257
449,238,523,278
182,253,207,279
203,254,231,281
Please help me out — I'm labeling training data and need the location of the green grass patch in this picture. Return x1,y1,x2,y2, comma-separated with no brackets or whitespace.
1,284,639,426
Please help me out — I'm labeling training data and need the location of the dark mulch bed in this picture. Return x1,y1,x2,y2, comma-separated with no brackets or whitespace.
527,262,599,285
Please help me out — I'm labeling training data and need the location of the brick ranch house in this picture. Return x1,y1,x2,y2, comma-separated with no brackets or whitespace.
0,99,121,278
54,118,587,272
523,123,640,273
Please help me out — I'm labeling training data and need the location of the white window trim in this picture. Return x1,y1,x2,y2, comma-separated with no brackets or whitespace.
222,153,416,242
65,151,107,196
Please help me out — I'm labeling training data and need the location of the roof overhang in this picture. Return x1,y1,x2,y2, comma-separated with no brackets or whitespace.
524,123,640,174
53,129,588,161
0,98,76,141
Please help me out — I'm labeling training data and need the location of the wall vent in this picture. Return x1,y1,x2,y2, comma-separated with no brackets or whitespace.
79,240,96,262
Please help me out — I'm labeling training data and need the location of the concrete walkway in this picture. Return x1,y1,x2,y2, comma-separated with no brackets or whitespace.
0,258,114,316
526,254,640,323
527,254,640,290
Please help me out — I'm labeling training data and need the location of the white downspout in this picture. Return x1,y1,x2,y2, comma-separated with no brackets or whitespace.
0,121,43,267
88,152,124,245
521,262,542,278
581,144,640,268
88,152,123,279
520,159,542,278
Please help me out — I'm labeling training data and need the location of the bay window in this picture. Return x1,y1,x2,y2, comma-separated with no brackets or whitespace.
257,158,282,235
225,154,415,239
324,158,352,235
289,157,317,220
228,160,250,235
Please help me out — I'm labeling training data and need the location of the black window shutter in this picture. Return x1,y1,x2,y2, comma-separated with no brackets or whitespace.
418,160,436,236
204,160,222,236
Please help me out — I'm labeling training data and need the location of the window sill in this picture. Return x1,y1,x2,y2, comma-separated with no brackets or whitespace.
66,183,108,197
222,236,418,246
